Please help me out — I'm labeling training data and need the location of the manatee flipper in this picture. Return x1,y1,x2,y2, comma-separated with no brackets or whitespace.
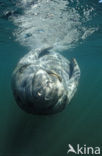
67,58,80,101
71,58,80,80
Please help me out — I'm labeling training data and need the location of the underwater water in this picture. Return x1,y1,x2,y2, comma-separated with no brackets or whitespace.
0,0,102,155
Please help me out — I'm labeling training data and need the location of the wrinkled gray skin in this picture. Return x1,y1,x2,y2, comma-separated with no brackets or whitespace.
12,47,80,115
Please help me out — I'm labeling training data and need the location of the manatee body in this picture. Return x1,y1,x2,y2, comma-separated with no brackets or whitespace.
12,47,80,114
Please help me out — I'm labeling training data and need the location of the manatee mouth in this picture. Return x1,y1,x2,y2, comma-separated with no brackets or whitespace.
46,70,62,82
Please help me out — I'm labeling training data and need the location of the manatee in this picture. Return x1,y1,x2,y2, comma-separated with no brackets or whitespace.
11,47,80,115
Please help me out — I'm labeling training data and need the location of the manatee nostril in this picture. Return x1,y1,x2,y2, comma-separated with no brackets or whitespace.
45,80,51,87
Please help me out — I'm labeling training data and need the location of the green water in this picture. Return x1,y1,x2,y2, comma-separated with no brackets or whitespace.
0,1,102,156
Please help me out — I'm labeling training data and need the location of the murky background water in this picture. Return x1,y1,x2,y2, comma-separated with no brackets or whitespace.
0,0,102,155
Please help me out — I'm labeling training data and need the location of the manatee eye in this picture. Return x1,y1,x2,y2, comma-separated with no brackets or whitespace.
46,70,62,82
